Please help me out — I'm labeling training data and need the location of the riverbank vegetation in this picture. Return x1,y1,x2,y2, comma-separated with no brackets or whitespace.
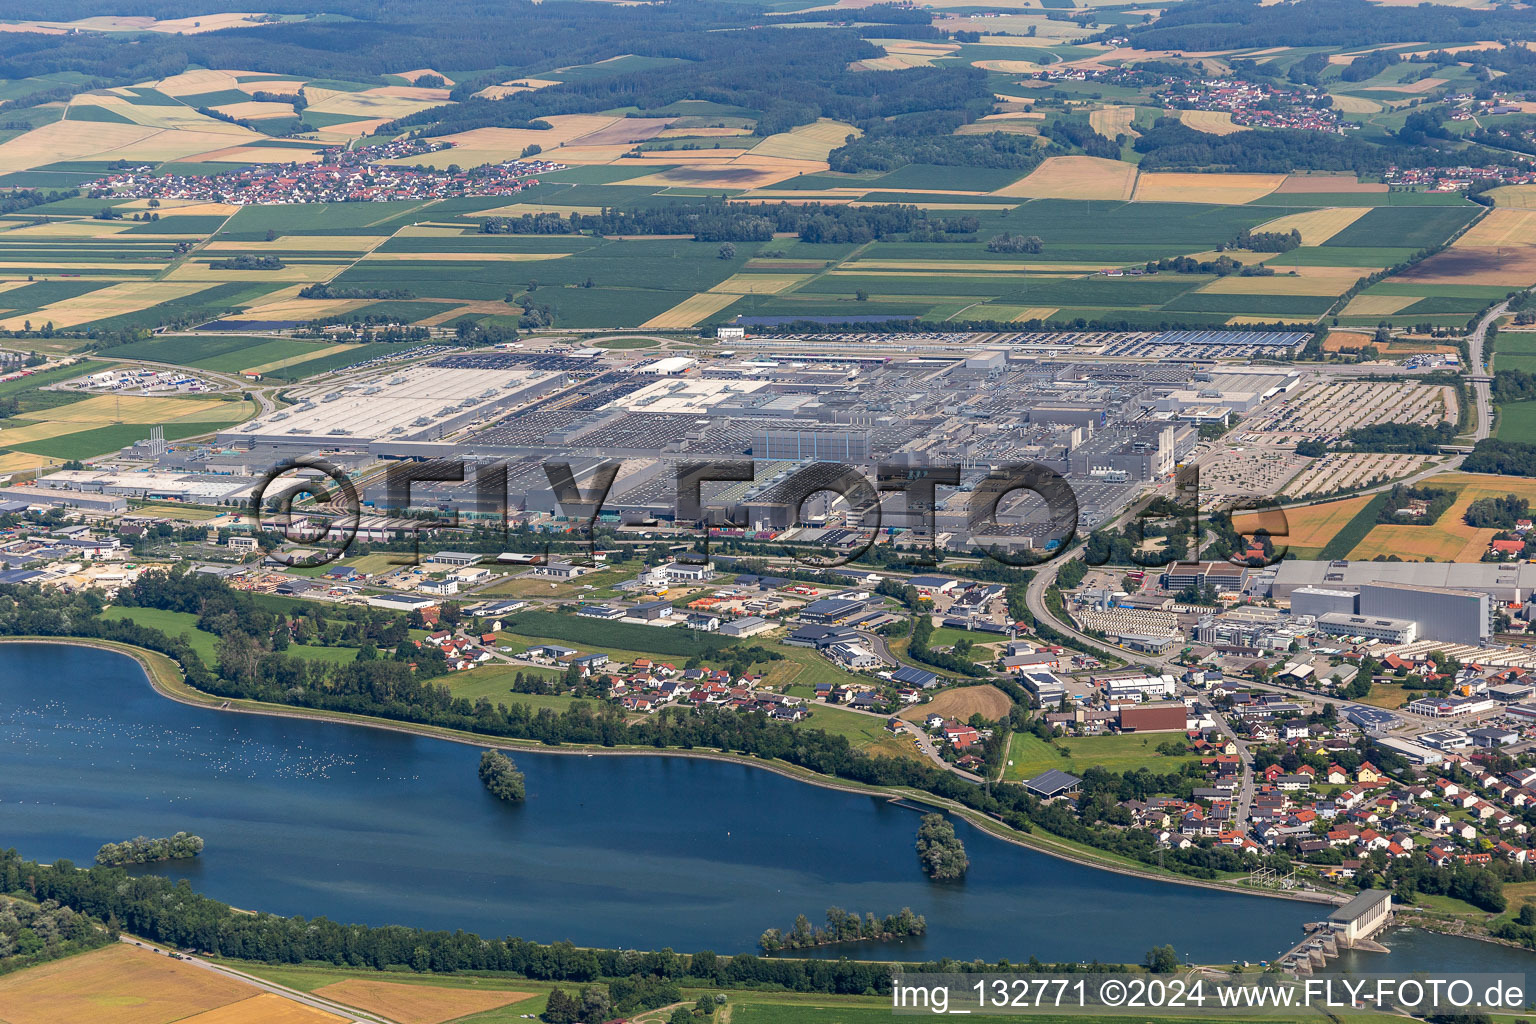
0,893,111,977
94,832,203,867
916,814,969,881
0,848,1127,987
479,749,526,803
758,907,926,953
0,573,1306,888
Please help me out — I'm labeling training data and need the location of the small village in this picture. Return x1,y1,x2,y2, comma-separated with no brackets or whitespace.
81,137,566,206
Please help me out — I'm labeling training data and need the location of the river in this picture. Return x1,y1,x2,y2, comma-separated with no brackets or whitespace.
1,642,1531,970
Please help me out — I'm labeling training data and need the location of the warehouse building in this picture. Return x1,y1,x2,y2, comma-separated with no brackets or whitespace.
1315,612,1417,645
1118,701,1189,733
1359,582,1489,646
1290,586,1358,618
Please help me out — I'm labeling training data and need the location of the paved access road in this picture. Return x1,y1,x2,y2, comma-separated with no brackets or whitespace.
117,936,376,1024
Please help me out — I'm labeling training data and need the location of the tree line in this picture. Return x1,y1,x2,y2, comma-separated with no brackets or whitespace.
759,907,926,953
1132,118,1519,175
480,202,978,244
0,847,1126,983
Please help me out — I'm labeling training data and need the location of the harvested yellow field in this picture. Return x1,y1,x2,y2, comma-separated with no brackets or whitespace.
190,144,326,164
1009,305,1059,320
1275,173,1387,193
71,95,255,135
0,281,215,331
0,451,56,476
1133,172,1285,204
373,85,453,102
972,59,1048,73
623,156,826,190
0,220,137,238
2,419,106,445
851,260,1050,272
1250,207,1370,246
313,979,532,1024
243,297,367,322
0,119,158,172
709,273,809,295
311,118,391,143
1330,94,1383,114
382,116,622,169
113,129,278,164
993,155,1137,200
1339,293,1422,316
853,38,960,68
203,234,380,252
175,993,344,1024
899,684,1011,722
1350,521,1490,563
1197,269,1362,296
1386,471,1536,561
211,100,299,120
1489,185,1536,210
1089,105,1139,138
1225,315,1318,325
641,291,741,329
473,77,561,99
751,119,858,161
154,68,240,96
236,79,304,96
955,121,1042,137
660,126,752,138
164,262,344,283
1178,110,1242,135
1235,495,1371,556
362,251,561,262
1456,208,1536,248
303,87,446,120
19,394,226,426
0,943,252,1024
243,345,357,376
978,111,1045,122
394,68,457,86
1362,77,1447,93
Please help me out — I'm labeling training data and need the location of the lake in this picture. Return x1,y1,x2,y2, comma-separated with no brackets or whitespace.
0,642,1528,969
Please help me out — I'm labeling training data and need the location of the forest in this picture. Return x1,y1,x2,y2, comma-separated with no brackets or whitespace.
480,202,980,244
1465,439,1536,478
1123,0,1536,51
1133,120,1515,174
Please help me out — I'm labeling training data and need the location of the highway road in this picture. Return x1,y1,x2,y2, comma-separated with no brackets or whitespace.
1468,299,1508,441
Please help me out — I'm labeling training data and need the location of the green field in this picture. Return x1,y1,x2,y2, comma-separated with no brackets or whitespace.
499,610,739,657
1003,731,1195,783
101,334,326,371
100,606,373,666
1497,400,1536,441
1324,206,1479,249
1494,330,1536,374
1315,491,1391,561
